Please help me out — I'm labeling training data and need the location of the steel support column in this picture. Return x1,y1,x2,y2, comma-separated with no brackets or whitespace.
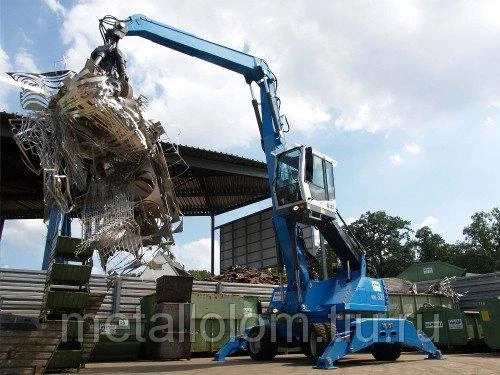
320,233,328,280
210,213,215,275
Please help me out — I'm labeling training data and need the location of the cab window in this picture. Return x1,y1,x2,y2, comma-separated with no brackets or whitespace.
309,155,326,200
275,148,302,205
325,161,335,200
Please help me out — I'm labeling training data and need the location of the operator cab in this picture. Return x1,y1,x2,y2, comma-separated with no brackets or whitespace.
273,145,337,224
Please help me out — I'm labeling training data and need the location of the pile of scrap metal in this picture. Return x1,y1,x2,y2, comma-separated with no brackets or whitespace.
425,277,465,301
8,60,184,274
212,265,280,284
382,277,417,294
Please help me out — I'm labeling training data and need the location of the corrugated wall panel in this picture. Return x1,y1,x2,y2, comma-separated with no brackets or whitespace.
0,268,277,318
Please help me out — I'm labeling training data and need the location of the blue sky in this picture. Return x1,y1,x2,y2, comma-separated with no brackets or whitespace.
1,0,499,273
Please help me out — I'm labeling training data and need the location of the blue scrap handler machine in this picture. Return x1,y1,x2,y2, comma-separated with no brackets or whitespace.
92,14,443,369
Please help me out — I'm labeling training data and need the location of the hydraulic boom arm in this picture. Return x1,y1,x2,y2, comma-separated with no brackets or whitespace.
93,14,359,312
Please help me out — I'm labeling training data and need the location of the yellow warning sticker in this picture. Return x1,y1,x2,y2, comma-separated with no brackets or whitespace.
481,310,490,322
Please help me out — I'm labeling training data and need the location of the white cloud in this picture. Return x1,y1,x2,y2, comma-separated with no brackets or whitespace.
0,45,14,109
14,49,39,72
484,116,494,127
43,0,66,16
171,238,220,274
404,143,421,154
345,217,357,225
0,219,47,263
417,216,438,230
50,1,500,150
389,153,404,165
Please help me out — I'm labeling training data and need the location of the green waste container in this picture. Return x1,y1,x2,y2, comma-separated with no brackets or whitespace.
386,293,454,318
53,236,93,260
47,263,92,286
414,304,484,348
479,297,500,350
46,350,83,369
91,341,142,362
141,292,261,355
89,320,144,362
45,290,89,310
191,292,260,353
140,293,156,327
398,261,466,282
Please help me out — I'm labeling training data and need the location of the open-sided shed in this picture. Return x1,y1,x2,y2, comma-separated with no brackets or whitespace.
0,111,270,273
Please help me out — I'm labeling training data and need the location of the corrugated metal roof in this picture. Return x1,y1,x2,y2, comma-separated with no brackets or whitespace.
0,112,270,218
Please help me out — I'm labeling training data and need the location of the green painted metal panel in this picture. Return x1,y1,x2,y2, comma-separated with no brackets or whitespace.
191,319,212,353
53,236,93,260
91,341,142,362
140,293,156,328
46,349,83,369
242,296,260,328
142,292,260,354
191,292,244,319
398,261,466,282
45,290,89,310
415,305,483,347
47,263,92,285
479,297,500,349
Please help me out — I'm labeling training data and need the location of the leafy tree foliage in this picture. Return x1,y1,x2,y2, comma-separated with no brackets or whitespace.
330,207,500,277
348,211,414,277
188,269,213,281
449,208,500,273
411,226,452,263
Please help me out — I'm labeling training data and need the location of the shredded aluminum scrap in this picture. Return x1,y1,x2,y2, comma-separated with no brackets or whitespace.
8,62,184,275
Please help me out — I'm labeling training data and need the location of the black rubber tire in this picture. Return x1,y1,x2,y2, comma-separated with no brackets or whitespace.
303,323,333,363
371,343,402,361
247,327,278,361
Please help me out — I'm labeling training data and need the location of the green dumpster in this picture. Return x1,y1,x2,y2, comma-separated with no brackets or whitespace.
141,292,260,355
45,290,89,310
47,263,92,285
479,297,500,350
89,320,144,362
414,304,484,348
398,261,466,282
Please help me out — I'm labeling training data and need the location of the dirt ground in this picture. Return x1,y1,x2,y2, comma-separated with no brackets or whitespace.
81,352,500,375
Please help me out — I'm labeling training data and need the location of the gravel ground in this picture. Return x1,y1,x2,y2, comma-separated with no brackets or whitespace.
81,352,500,375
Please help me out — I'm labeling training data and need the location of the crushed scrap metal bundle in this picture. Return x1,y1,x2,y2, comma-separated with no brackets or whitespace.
8,62,183,274
212,265,280,284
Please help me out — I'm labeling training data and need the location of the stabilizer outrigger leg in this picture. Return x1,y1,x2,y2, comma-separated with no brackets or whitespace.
213,335,248,362
316,318,443,370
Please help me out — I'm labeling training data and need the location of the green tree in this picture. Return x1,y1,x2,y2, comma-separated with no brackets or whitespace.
188,269,213,281
449,207,500,273
411,226,452,263
348,211,414,277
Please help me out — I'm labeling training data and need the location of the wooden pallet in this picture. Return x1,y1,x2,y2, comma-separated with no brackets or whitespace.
0,319,62,375
82,293,107,365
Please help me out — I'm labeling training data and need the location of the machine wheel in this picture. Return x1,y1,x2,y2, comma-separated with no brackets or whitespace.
303,323,333,363
371,343,402,361
247,327,278,361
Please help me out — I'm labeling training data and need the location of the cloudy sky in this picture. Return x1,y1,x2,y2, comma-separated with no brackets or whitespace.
1,0,499,273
